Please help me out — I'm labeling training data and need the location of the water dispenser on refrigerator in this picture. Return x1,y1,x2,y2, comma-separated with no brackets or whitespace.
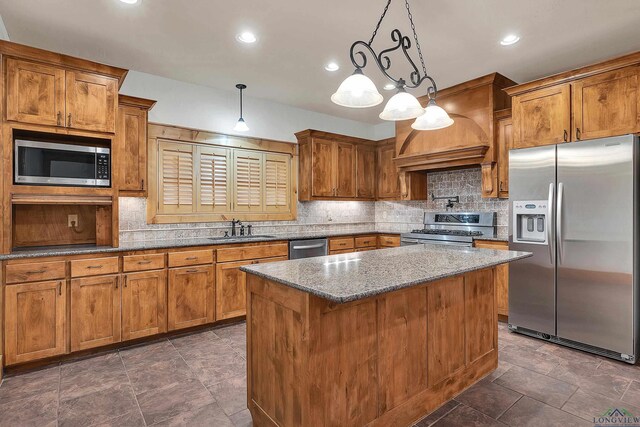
512,201,549,244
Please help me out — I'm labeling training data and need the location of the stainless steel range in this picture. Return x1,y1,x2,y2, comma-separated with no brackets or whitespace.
400,212,497,247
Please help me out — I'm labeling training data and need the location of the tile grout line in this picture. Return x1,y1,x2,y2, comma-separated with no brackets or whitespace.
495,394,524,421
117,348,149,427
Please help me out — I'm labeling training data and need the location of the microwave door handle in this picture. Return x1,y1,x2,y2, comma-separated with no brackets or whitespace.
556,182,564,264
547,183,554,264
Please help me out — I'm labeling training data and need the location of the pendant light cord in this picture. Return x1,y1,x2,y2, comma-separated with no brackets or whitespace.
239,87,243,119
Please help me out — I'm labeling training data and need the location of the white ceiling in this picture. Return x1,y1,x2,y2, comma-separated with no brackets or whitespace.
1,0,640,124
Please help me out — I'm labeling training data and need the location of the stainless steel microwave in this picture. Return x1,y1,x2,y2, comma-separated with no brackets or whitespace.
14,140,110,187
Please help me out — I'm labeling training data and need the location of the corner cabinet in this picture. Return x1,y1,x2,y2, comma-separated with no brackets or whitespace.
508,60,640,149
117,95,156,196
5,57,119,133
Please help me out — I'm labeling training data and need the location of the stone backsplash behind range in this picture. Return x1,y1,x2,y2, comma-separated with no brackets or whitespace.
119,167,508,243
375,167,509,238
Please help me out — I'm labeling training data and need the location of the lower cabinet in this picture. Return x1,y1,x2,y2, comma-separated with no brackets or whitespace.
216,256,288,321
167,265,215,331
122,270,167,340
4,280,66,365
71,275,121,352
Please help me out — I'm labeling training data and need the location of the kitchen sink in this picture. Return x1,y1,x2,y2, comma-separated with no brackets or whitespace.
211,235,277,240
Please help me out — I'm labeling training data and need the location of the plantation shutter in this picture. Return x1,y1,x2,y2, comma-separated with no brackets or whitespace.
197,146,231,212
264,153,291,212
158,141,194,214
233,149,263,211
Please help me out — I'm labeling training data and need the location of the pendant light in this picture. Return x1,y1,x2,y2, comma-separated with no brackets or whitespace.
233,84,249,132
331,0,453,128
411,87,454,130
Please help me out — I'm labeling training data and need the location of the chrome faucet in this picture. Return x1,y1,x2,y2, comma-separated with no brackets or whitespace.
231,219,242,236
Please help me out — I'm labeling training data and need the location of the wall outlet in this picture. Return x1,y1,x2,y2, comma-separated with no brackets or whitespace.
68,214,78,227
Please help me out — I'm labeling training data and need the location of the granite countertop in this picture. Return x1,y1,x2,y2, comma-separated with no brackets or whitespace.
240,244,530,303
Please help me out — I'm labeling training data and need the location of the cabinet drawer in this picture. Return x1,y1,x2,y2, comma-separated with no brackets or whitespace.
378,235,400,247
71,257,119,277
329,237,355,251
168,250,214,267
329,249,354,255
355,235,377,248
6,261,66,284
123,253,166,272
474,240,508,250
355,247,377,252
216,243,288,263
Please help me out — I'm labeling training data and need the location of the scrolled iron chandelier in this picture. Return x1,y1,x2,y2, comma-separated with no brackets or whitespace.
331,0,453,130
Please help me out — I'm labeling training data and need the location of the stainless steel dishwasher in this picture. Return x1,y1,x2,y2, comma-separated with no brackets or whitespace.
289,238,328,259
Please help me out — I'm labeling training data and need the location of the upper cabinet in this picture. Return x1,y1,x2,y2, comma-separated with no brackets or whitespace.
6,57,120,133
148,124,297,223
494,110,512,199
376,140,401,200
117,95,156,196
296,130,375,201
507,53,640,149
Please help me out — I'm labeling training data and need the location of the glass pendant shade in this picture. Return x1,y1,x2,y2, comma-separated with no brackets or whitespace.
379,90,425,121
234,117,249,132
331,69,383,108
411,99,454,130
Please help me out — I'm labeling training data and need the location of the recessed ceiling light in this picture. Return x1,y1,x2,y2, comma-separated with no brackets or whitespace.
237,31,257,44
500,34,520,46
383,83,396,91
119,0,139,4
325,62,340,72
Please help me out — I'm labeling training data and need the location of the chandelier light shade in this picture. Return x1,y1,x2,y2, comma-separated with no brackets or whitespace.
411,89,454,130
233,83,249,132
331,69,383,108
330,0,453,129
379,88,425,121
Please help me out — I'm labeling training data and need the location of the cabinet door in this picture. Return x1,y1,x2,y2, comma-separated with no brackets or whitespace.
311,138,336,197
168,266,214,331
356,145,376,199
512,84,570,149
376,144,400,199
6,58,65,127
197,146,232,212
573,67,640,141
4,280,66,365
474,240,509,316
496,116,513,198
336,142,356,197
65,71,117,133
71,275,121,352
216,256,287,321
118,105,147,192
122,270,167,341
264,153,291,212
233,149,264,212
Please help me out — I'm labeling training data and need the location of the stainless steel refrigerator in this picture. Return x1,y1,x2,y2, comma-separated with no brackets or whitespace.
509,134,638,363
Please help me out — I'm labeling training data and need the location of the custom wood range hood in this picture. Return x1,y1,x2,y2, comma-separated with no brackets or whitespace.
394,73,516,196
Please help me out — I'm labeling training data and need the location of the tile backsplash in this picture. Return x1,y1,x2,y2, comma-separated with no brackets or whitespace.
119,166,508,242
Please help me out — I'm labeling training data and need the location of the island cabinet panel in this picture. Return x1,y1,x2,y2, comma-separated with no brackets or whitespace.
377,287,428,413
4,280,66,365
70,275,121,352
246,267,499,427
167,265,214,331
427,276,466,386
122,270,167,341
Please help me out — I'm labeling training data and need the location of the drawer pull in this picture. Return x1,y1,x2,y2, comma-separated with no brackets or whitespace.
251,260,259,264
185,269,200,273
137,260,152,264
26,269,47,274
185,257,198,260
86,265,103,269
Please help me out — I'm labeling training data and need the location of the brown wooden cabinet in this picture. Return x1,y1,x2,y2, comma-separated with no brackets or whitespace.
356,144,376,199
376,141,401,200
5,57,118,133
474,240,509,317
4,280,66,365
310,138,335,197
495,111,513,198
70,275,121,352
167,265,215,331
122,270,167,341
336,142,356,198
117,95,156,195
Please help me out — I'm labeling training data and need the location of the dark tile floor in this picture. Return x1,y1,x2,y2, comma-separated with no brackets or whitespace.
1,321,639,426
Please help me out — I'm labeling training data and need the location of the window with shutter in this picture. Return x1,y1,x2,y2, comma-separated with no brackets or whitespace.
158,141,194,214
265,153,291,212
233,150,263,211
197,146,231,212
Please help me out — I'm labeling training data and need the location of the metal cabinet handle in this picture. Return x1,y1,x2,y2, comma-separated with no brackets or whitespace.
563,130,568,142
185,257,197,260
115,277,119,289
86,265,103,269
186,269,199,273
57,112,62,126
576,128,581,140
292,244,325,250
251,260,259,264
557,182,564,264
67,113,72,127
141,179,145,190
137,260,152,264
124,276,128,288
57,282,62,296
26,269,46,274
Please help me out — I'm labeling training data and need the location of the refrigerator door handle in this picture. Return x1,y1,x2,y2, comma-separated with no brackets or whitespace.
547,182,555,264
557,182,564,264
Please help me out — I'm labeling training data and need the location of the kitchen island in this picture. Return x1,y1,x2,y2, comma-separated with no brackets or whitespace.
241,244,530,427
